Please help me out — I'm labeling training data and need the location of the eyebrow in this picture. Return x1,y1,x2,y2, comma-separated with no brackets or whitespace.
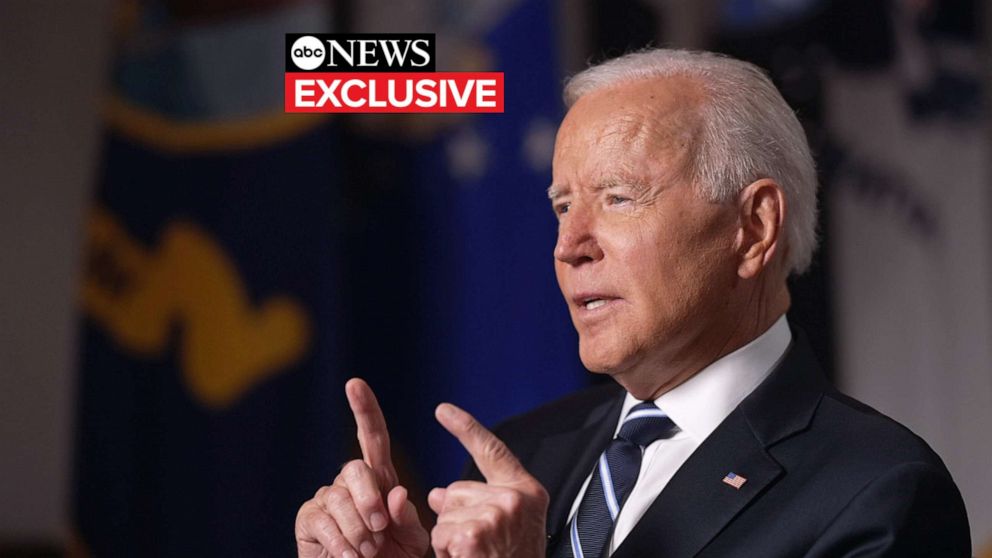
547,178,650,201
600,173,651,193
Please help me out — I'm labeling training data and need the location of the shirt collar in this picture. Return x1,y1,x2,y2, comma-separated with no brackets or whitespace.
619,314,792,442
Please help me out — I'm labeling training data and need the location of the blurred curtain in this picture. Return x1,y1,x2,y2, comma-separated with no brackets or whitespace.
74,1,347,556
824,1,992,550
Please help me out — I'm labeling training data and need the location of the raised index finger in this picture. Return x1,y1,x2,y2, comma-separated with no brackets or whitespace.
435,402,528,485
345,378,397,489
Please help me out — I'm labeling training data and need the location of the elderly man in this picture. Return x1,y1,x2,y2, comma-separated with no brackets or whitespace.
295,49,971,557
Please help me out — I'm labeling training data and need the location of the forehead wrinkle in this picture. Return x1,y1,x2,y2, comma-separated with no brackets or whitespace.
553,76,707,198
592,106,701,189
596,113,655,153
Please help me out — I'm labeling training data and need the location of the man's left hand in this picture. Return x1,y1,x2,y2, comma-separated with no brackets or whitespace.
428,403,549,558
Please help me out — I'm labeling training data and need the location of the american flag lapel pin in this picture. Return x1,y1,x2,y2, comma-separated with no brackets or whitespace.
722,472,747,490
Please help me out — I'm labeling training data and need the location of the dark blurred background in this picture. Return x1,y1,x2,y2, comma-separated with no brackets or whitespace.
1,0,990,556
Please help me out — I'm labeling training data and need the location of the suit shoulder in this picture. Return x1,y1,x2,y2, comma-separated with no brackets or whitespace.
809,389,950,472
793,393,973,555
492,382,622,441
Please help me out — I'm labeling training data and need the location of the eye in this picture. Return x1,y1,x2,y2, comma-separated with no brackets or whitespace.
553,202,571,216
608,194,631,205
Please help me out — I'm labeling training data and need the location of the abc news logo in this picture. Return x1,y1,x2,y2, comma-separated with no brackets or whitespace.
285,33,435,72
284,33,503,113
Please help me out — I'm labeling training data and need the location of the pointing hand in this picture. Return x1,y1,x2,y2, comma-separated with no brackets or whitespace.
296,379,429,558
429,403,549,558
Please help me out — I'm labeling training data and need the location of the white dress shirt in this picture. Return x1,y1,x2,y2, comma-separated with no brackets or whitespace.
564,315,792,555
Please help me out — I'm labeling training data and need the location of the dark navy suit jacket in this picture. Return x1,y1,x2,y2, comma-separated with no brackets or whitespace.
467,333,972,557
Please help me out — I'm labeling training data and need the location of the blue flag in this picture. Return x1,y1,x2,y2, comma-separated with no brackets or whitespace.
354,0,588,489
73,2,345,556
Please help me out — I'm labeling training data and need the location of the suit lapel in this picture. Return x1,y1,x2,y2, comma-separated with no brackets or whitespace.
612,409,781,558
613,331,826,558
527,390,623,546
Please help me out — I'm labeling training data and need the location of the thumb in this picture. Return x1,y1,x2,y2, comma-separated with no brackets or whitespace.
427,487,446,515
385,485,429,554
387,485,422,531
435,403,529,485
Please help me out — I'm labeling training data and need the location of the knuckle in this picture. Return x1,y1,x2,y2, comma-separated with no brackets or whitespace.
462,416,481,435
455,522,485,551
445,480,471,494
458,525,479,544
500,490,522,510
305,506,328,526
482,436,509,462
341,459,366,479
300,505,324,523
325,485,354,510
354,488,378,507
295,503,316,531
480,505,502,526
532,483,550,507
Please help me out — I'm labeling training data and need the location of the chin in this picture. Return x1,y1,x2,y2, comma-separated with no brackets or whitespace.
578,341,626,375
578,338,660,396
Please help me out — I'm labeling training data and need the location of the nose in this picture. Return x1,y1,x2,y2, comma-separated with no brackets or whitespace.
554,204,604,266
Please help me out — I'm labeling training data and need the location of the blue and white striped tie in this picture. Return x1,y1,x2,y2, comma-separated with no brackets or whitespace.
555,402,678,558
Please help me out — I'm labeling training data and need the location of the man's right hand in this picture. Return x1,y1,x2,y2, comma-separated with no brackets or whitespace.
296,379,429,558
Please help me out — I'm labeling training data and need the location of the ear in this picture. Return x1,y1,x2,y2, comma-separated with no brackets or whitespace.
736,179,785,279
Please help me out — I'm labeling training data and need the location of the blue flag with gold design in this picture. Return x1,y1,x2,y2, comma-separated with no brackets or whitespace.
73,2,344,555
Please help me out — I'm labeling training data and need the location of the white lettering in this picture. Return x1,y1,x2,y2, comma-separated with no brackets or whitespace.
295,79,316,108
448,79,473,107
379,40,411,67
358,40,378,66
316,79,341,107
409,39,431,67
341,79,367,107
326,40,354,67
388,79,413,107
476,79,497,108
368,80,387,108
416,79,438,107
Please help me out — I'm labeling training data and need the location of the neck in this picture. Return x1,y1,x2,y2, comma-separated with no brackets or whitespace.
622,274,790,401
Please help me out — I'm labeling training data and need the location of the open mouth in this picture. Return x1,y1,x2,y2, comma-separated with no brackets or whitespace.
575,294,618,311
583,298,608,310
571,291,620,313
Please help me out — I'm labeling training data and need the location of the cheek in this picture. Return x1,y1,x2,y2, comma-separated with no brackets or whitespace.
669,229,739,317
631,222,732,319
625,224,692,295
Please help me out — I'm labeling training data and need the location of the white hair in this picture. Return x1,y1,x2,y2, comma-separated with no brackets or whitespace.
564,49,819,275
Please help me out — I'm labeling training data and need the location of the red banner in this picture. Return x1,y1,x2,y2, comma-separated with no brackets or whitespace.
285,72,504,113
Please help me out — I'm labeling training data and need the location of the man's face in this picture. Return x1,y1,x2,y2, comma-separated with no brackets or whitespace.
551,77,741,395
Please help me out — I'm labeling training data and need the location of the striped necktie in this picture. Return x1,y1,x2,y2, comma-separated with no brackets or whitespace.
554,401,678,558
